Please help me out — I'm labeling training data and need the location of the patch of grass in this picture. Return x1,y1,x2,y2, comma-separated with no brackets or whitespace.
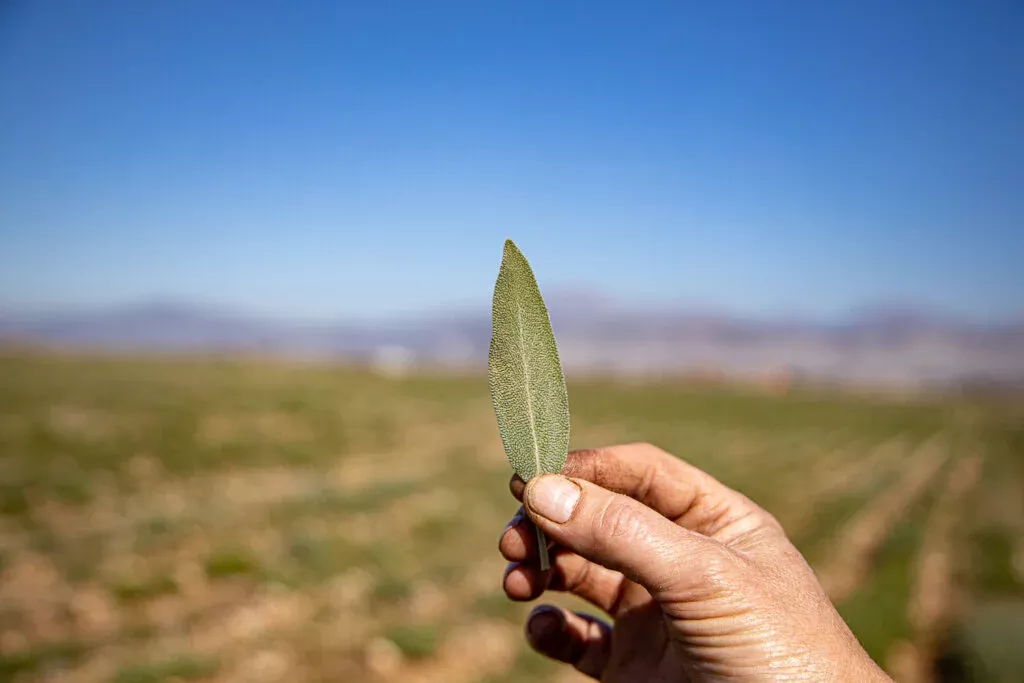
385,624,440,660
52,472,95,504
287,534,362,583
372,572,414,603
132,516,181,553
273,479,418,520
203,547,262,579
109,654,218,683
0,480,31,516
0,640,89,679
570,378,951,447
112,574,179,602
361,541,411,573
974,530,1024,596
143,516,176,536
411,512,460,545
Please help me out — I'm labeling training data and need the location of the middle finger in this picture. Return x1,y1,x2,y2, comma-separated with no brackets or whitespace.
504,548,629,615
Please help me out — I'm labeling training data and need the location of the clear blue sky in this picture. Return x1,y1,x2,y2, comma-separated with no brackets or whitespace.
1,1,1022,321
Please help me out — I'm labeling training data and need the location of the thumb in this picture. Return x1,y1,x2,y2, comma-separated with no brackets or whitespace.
524,474,732,597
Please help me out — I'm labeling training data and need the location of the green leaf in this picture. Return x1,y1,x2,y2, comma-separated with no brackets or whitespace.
488,240,570,482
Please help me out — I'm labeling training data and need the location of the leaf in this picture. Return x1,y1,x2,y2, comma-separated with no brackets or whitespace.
488,239,570,482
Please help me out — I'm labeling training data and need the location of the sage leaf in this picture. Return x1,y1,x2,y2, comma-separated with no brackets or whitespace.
489,240,570,570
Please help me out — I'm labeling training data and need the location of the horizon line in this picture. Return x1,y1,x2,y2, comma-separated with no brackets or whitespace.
2,294,1022,328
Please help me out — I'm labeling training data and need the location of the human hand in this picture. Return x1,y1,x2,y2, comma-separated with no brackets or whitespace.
498,443,892,682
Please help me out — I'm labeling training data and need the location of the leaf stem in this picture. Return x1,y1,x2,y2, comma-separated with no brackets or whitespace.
535,523,550,571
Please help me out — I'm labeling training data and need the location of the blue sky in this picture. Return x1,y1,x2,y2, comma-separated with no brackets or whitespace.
1,1,1022,321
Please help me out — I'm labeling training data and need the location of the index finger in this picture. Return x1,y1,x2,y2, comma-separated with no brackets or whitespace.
509,442,778,542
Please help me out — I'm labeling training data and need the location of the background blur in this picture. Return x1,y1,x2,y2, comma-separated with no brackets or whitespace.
1,2,1022,682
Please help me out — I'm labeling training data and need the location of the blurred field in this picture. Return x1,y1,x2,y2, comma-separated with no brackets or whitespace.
1,351,1022,683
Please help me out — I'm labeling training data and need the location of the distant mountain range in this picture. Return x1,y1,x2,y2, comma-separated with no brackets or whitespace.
2,298,1023,389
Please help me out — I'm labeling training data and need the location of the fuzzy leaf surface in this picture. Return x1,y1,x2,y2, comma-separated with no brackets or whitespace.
488,240,570,481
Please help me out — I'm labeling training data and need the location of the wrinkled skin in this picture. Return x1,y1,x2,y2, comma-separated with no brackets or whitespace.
498,443,892,682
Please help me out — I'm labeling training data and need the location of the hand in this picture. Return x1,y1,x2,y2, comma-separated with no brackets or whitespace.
498,443,892,682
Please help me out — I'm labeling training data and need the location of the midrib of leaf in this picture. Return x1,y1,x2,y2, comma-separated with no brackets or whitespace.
515,299,542,475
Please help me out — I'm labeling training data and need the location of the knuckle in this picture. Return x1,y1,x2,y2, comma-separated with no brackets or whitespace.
563,448,600,478
661,543,745,603
561,555,592,593
695,544,738,582
593,496,644,542
759,508,787,535
695,545,748,593
628,441,668,457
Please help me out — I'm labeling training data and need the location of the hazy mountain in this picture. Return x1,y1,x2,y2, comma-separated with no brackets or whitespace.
2,298,1022,388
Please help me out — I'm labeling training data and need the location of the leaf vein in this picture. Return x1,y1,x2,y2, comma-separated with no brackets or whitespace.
515,298,542,476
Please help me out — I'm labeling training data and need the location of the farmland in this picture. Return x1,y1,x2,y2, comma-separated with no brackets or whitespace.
0,352,1022,683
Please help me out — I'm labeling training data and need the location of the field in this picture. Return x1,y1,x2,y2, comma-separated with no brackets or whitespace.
1,352,1022,683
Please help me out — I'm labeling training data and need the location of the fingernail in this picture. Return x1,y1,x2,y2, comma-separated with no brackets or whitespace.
527,605,564,641
527,475,580,523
